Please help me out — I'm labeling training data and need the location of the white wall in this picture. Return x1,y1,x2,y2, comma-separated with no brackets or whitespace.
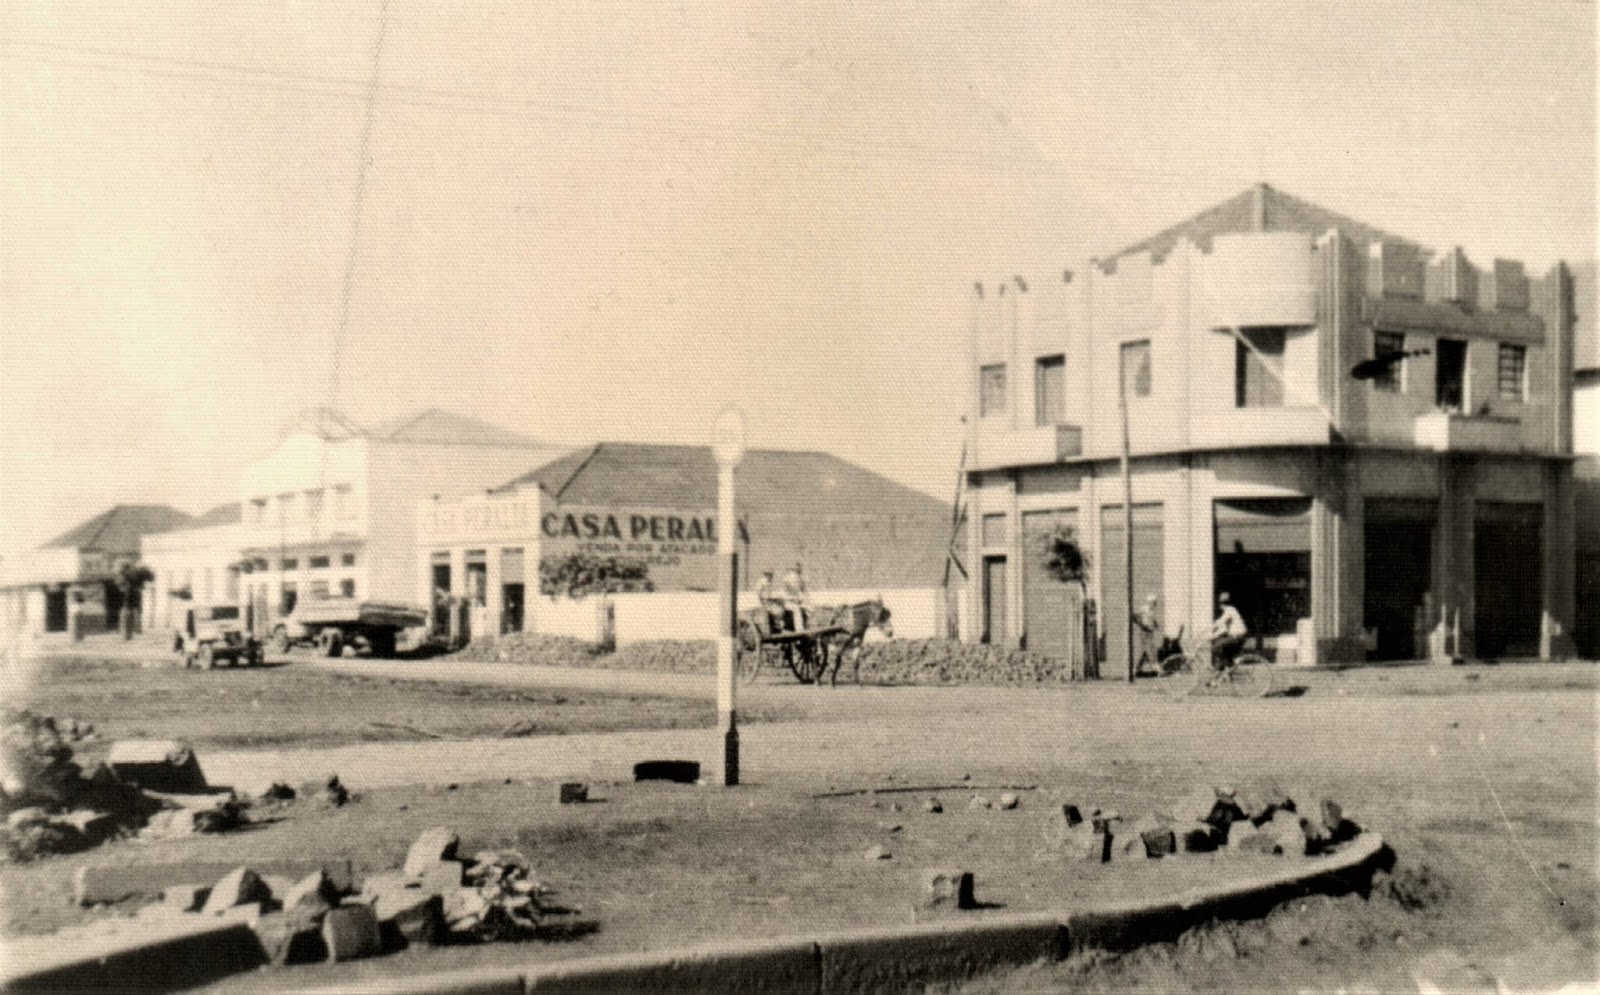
524,587,943,646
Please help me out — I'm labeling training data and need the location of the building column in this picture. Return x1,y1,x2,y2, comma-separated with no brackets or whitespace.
485,550,504,639
1541,460,1577,660
1310,449,1365,665
1434,456,1476,661
447,547,465,644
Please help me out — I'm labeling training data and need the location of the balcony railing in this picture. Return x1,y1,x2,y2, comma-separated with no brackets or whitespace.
1412,411,1523,452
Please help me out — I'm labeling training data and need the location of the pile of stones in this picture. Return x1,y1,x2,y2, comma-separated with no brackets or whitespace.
1046,784,1359,864
141,826,569,965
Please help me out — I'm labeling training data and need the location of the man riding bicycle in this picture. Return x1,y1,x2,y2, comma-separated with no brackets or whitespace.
1210,591,1248,669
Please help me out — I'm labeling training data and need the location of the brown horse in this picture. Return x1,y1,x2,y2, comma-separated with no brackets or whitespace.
819,597,893,686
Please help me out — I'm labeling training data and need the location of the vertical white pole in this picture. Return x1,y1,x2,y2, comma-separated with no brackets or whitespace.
716,463,739,786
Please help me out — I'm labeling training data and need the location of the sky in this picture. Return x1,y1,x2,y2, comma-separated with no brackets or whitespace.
1,0,1594,555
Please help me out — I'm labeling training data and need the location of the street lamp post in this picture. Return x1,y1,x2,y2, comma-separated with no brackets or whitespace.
711,407,746,787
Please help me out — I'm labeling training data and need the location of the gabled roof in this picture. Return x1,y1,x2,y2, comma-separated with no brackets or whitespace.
1101,183,1425,270
281,407,365,441
192,502,243,528
367,409,547,449
44,505,194,553
497,442,947,519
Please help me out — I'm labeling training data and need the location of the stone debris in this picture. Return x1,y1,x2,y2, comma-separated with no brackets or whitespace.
997,792,1020,810
923,797,944,814
557,782,589,804
968,795,992,811
201,867,272,915
865,845,892,860
106,740,208,794
404,827,461,877
922,869,977,911
323,903,381,962
632,760,700,784
132,829,574,966
1043,784,1359,864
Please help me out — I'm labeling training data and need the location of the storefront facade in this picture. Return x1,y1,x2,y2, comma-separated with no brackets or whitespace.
967,185,1578,666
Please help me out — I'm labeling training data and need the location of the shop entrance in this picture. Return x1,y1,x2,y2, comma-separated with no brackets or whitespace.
1102,504,1164,674
44,588,68,633
1214,498,1311,661
1364,499,1435,661
981,556,1007,645
1475,502,1542,659
430,561,451,635
1021,509,1084,665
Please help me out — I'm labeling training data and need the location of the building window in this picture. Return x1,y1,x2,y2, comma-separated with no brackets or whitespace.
304,489,324,519
1235,329,1286,408
309,581,330,600
249,499,267,524
309,556,330,570
1034,355,1065,426
979,364,1008,417
281,558,298,571
339,579,356,598
1497,344,1526,401
981,513,1009,547
341,553,356,567
1120,340,1151,399
280,583,298,616
1435,338,1466,412
1372,331,1406,393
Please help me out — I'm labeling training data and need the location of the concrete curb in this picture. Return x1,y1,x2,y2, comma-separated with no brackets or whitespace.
0,834,1386,993
289,833,1388,995
0,918,267,993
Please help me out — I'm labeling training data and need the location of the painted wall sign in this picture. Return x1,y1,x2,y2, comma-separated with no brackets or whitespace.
420,495,539,544
540,505,721,591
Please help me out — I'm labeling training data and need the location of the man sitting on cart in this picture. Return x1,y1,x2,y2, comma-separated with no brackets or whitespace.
756,570,786,636
782,561,810,632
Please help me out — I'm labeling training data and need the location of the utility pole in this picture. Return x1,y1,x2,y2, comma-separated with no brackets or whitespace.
1118,346,1135,684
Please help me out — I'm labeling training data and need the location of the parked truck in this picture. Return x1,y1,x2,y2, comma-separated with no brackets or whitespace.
269,599,428,658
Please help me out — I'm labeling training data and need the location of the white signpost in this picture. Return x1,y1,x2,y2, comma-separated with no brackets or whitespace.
711,407,746,786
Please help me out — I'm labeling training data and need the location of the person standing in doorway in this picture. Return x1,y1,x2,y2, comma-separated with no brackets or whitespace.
1133,594,1163,675
782,562,810,632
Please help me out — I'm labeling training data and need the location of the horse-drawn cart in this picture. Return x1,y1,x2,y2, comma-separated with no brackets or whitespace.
735,598,893,686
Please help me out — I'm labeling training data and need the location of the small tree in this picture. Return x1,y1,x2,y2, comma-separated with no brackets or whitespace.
1040,526,1097,679
538,554,654,600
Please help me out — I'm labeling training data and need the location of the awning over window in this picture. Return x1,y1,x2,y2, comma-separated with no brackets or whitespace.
1214,498,1311,554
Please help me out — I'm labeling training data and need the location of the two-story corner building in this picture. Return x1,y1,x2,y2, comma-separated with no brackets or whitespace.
966,184,1578,669
200,408,566,629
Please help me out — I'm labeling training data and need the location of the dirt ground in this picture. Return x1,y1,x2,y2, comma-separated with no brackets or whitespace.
2,654,791,751
3,658,1595,993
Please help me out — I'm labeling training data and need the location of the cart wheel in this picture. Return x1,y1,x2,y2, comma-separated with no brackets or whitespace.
736,621,762,684
270,626,290,655
197,644,216,671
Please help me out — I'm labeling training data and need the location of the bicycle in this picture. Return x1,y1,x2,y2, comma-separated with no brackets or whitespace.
1151,638,1274,698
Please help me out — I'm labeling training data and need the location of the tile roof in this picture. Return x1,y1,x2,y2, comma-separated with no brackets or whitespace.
368,409,548,449
44,505,195,554
497,442,947,519
192,502,243,528
1101,183,1424,270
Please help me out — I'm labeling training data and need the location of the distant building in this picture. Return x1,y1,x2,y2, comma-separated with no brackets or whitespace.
417,442,951,642
966,184,1578,667
141,408,567,636
0,504,193,637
